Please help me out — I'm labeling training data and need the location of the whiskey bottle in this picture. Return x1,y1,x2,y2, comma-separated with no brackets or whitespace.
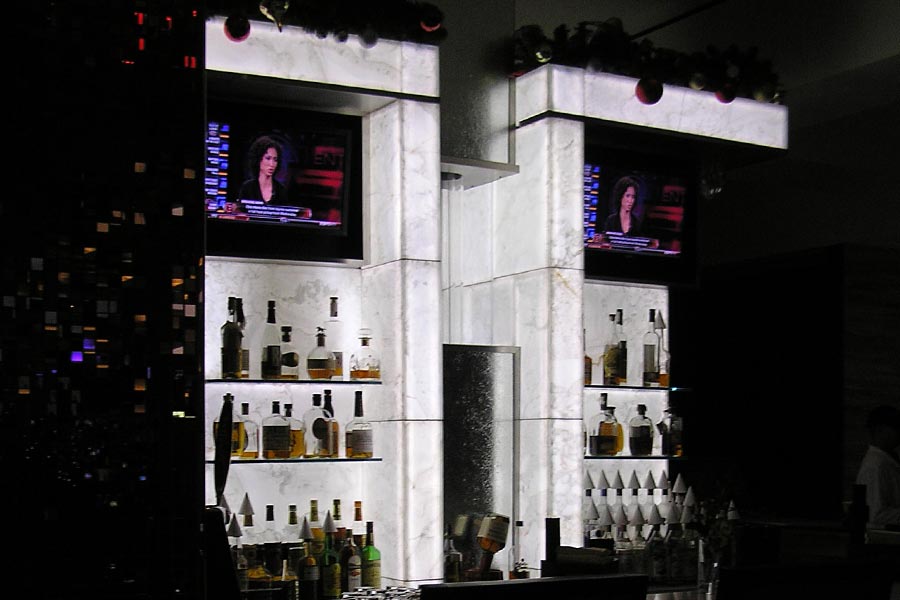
261,300,282,380
360,520,382,589
213,392,244,457
236,297,250,379
246,543,274,589
299,517,321,600
597,402,623,456
239,401,259,459
642,309,660,387
308,499,326,564
322,389,340,458
339,527,363,592
614,308,628,385
584,328,593,386
586,392,607,456
659,406,683,457
349,328,381,380
307,327,335,380
325,296,346,380
302,393,331,458
321,511,342,599
284,403,306,459
221,296,244,379
345,390,374,458
262,400,291,459
280,325,300,380
331,499,347,543
628,403,654,456
602,313,618,385
351,501,365,548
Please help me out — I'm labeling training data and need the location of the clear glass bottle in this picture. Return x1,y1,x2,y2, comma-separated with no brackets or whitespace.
325,296,345,380
360,520,382,589
307,327,335,380
303,393,330,458
213,392,245,458
628,403,654,456
351,501,365,548
340,526,363,592
597,402,623,456
284,403,306,458
261,300,282,379
349,328,380,380
345,390,373,458
322,389,340,458
642,308,660,387
262,400,291,459
321,511,342,599
586,392,608,456
239,401,259,459
443,523,462,583
602,313,619,385
280,325,300,380
221,296,244,379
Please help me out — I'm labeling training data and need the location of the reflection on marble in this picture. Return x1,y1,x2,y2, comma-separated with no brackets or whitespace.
516,64,788,149
206,16,438,98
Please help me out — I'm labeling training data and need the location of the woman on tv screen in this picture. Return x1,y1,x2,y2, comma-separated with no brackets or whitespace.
238,135,289,206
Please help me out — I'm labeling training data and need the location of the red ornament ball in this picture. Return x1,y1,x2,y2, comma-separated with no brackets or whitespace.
715,82,737,104
224,14,251,42
635,78,663,105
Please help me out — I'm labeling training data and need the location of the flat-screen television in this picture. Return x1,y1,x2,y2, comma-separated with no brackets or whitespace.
204,97,363,262
583,144,698,285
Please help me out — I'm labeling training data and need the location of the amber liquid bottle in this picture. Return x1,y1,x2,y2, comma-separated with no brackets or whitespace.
307,327,335,380
360,520,382,589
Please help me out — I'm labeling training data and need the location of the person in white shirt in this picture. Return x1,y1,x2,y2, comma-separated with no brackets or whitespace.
855,404,900,527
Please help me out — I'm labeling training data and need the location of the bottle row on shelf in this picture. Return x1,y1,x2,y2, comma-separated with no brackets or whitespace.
213,388,374,460
221,295,381,382
584,393,683,458
226,497,382,599
584,307,669,388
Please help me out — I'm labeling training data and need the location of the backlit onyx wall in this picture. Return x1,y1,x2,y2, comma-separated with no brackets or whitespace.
3,2,205,598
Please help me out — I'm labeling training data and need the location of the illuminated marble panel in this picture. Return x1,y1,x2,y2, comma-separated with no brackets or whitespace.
516,64,788,149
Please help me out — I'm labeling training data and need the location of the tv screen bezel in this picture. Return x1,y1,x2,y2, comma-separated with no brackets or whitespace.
583,143,699,286
204,96,363,263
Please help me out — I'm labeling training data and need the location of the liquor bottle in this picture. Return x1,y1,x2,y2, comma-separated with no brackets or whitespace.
239,401,259,459
345,390,373,458
628,403,654,456
584,328,593,386
233,297,249,379
642,308,660,387
322,389,340,458
213,392,244,457
280,325,300,380
597,400,623,456
331,499,347,543
303,393,331,458
654,309,670,387
307,327,335,380
360,520,382,589
586,392,607,456
658,406,684,457
246,543,274,589
351,501,365,548
339,527,363,592
261,300,282,379
321,511,342,599
279,548,301,600
221,296,244,379
602,313,618,385
232,543,250,591
308,499,326,564
284,403,306,459
262,400,291,459
443,523,462,583
614,308,628,385
325,296,346,380
349,328,381,380
299,517,321,600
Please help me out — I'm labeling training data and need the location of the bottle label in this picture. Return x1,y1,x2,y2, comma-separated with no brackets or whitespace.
261,345,282,378
352,430,374,454
346,555,362,590
302,565,320,581
361,559,381,588
263,424,291,456
322,563,341,597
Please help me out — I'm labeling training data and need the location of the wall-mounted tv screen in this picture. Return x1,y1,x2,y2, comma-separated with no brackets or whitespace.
583,145,698,284
204,97,362,262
